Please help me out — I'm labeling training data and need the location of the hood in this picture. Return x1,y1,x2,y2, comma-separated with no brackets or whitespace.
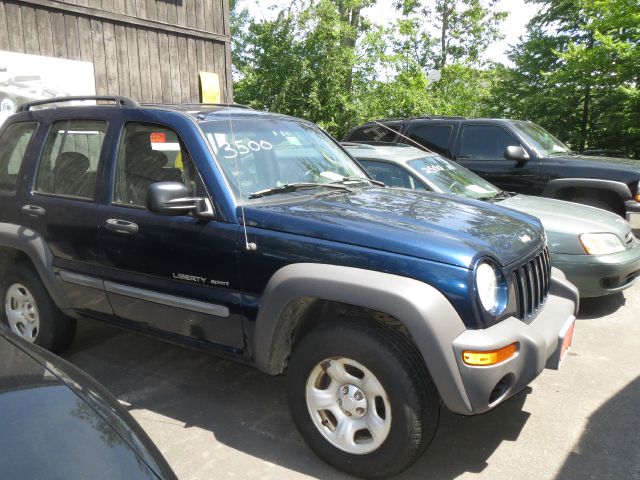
498,195,631,255
550,154,640,172
0,331,173,480
243,188,544,268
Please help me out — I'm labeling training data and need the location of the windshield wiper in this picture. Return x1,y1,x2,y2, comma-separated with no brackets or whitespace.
479,190,515,201
331,176,386,187
248,182,353,199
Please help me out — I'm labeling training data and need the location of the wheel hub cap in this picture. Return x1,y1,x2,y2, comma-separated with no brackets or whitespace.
5,283,40,342
337,384,367,417
305,357,392,455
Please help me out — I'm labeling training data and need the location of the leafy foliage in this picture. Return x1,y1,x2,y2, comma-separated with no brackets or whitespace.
393,0,507,68
231,0,639,155
489,0,640,157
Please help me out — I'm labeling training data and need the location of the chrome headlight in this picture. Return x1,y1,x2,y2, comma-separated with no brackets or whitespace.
579,233,625,255
475,261,506,314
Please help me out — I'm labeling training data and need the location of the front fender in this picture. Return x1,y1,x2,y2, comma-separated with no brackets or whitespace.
253,263,474,414
542,178,632,200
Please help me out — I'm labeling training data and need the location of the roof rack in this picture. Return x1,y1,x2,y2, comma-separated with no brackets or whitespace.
17,95,139,112
369,115,467,123
141,102,252,110
417,115,466,120
370,118,404,123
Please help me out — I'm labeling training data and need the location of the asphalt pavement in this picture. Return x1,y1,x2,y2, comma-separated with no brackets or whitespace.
62,284,640,480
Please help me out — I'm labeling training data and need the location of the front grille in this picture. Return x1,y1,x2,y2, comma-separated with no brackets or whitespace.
512,247,551,321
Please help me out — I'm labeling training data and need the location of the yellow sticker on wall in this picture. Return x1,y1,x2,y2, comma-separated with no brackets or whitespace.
199,72,221,103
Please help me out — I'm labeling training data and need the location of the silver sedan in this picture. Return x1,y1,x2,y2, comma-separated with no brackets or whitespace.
345,142,640,297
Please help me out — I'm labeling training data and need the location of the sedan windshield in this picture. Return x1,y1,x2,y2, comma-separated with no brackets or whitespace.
407,155,501,200
513,121,572,157
200,117,368,202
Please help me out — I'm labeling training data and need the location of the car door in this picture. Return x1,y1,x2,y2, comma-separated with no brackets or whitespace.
0,121,40,225
96,120,243,350
21,117,114,318
453,124,542,194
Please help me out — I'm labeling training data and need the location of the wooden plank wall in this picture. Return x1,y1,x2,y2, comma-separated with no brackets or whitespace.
0,0,232,103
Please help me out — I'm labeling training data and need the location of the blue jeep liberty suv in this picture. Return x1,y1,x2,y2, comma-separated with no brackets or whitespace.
0,97,579,478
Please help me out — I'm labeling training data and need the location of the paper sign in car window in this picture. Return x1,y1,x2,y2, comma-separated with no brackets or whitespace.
466,185,493,194
150,131,180,153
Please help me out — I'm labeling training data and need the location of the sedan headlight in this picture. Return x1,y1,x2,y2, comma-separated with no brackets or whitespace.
579,233,625,255
475,261,506,314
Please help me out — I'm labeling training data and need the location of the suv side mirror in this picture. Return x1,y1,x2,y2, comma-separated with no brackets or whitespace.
147,182,214,218
504,145,530,162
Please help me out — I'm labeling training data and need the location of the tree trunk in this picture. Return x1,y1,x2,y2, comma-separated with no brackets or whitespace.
337,2,361,94
579,83,591,153
579,34,595,153
440,0,449,68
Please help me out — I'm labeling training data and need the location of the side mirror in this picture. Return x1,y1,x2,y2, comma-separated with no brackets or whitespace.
147,182,214,218
504,145,530,162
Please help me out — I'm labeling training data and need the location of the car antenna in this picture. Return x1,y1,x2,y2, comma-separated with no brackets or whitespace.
372,121,436,154
225,104,257,252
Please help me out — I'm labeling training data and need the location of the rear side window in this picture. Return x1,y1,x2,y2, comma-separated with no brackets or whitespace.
358,159,426,190
0,122,38,192
347,123,402,143
407,124,452,156
113,123,204,208
459,125,519,159
34,120,107,199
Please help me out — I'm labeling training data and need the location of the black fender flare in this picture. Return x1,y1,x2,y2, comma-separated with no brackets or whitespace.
542,178,632,200
253,263,474,414
0,223,71,310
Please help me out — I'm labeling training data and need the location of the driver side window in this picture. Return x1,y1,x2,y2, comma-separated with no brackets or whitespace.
459,125,520,160
358,159,426,190
113,123,206,207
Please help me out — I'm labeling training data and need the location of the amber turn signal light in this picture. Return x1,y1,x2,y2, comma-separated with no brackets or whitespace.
635,193,640,202
462,343,518,366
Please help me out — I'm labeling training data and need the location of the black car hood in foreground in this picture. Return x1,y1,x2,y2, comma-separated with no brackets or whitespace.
0,329,176,480
244,188,544,268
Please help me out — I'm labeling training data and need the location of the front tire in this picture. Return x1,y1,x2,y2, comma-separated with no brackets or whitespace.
286,320,439,478
1,264,76,352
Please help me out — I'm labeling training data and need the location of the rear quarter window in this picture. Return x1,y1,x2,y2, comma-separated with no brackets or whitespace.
347,123,402,143
0,122,38,192
406,124,452,156
34,120,108,200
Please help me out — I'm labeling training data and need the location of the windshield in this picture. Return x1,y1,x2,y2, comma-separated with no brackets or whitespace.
200,116,367,202
407,155,501,200
514,121,572,157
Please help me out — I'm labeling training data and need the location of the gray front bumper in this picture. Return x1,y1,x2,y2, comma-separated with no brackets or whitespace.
443,268,579,415
551,243,640,297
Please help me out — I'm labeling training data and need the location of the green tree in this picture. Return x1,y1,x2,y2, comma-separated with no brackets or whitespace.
233,0,378,136
393,0,507,69
230,0,507,137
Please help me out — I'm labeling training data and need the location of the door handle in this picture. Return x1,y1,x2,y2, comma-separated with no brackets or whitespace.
21,205,46,217
104,218,139,235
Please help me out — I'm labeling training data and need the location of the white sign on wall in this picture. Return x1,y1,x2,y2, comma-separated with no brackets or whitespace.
0,51,95,125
